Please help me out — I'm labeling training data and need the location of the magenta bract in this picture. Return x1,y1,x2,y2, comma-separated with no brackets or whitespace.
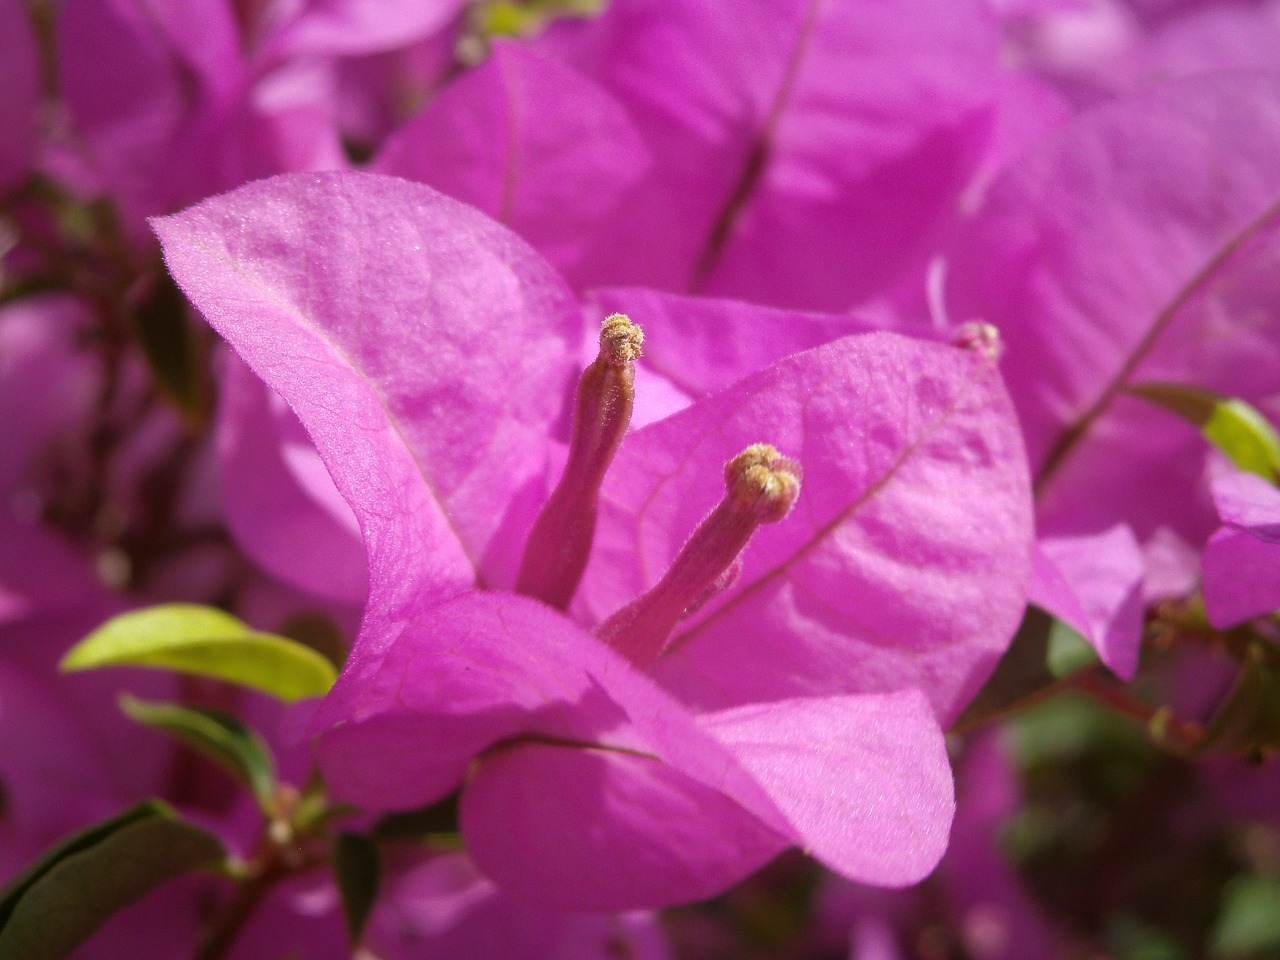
155,171,1034,907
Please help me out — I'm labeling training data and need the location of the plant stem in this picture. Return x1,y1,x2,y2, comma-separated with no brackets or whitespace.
190,854,285,960
1070,669,1204,754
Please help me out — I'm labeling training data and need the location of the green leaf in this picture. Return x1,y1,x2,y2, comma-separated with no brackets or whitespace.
478,0,604,36
1129,383,1280,482
118,695,277,809
1106,913,1190,960
0,801,226,960
61,604,338,702
131,271,211,428
370,793,461,842
1046,618,1098,678
1211,875,1280,957
332,833,380,945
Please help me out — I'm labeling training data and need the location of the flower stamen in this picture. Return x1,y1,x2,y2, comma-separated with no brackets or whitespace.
515,314,643,609
597,443,800,669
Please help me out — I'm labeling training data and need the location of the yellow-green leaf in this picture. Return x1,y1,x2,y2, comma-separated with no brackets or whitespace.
1130,383,1280,482
62,604,337,701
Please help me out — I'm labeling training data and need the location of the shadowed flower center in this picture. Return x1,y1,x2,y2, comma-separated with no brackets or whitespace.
516,315,801,669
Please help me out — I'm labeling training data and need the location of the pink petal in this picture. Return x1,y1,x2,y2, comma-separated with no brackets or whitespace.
216,353,367,604
261,0,465,60
57,0,243,219
1202,469,1280,627
0,515,105,626
312,589,628,809
1,548,173,880
701,689,954,886
154,172,581,650
374,41,651,286
538,0,1002,309
1202,527,1280,628
1032,396,1213,549
0,297,99,498
221,58,348,181
461,741,787,910
316,588,957,906
372,852,670,960
0,0,40,189
1146,3,1280,78
946,73,1280,544
313,592,779,819
937,731,1061,960
1212,468,1280,536
1028,527,1145,680
586,287,881,399
313,592,794,908
581,332,1033,722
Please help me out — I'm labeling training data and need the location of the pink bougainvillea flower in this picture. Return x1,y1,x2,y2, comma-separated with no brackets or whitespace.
211,285,882,610
994,0,1280,108
242,0,464,63
0,0,40,192
527,0,1005,310
155,171,1032,907
1027,527,1145,679
373,39,652,288
216,352,368,606
54,0,466,228
56,0,249,223
945,72,1280,672
1201,467,1280,628
0,517,172,881
816,730,1061,960
370,850,671,960
0,297,101,512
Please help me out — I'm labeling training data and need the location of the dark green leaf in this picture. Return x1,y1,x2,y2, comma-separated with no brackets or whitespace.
0,801,226,960
332,833,379,945
1130,383,1280,482
131,271,211,427
118,695,277,809
61,604,338,701
370,793,461,842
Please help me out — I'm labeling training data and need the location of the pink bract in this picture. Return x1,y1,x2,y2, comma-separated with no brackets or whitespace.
374,40,652,289
1201,468,1280,628
947,73,1280,665
531,0,1004,309
155,171,1033,907
0,0,40,191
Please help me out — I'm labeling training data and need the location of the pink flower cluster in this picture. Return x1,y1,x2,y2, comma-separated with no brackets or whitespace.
3,0,1280,958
